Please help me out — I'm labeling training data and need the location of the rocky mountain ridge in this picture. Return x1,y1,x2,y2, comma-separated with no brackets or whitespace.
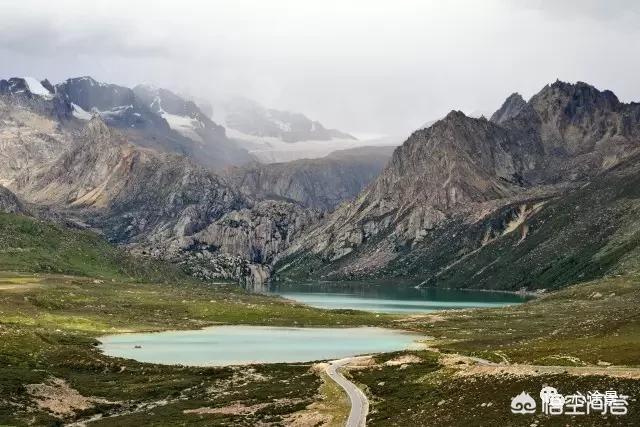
275,81,640,291
1,76,253,171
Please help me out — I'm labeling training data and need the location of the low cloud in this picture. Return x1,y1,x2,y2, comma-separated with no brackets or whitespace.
2,0,639,136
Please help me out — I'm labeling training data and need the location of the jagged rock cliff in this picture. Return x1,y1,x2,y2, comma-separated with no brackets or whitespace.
163,200,321,291
225,146,394,211
0,97,72,183
490,93,527,124
276,81,640,290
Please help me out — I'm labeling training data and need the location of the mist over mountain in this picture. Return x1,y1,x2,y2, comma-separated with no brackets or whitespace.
220,97,356,143
0,76,258,171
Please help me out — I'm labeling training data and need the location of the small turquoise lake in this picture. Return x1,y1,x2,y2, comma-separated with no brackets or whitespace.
99,326,424,366
271,281,530,313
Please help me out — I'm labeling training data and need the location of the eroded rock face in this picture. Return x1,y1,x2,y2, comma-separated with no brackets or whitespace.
193,200,320,263
490,93,527,125
0,99,71,183
14,118,247,243
159,250,273,291
225,146,394,211
7,115,316,285
277,81,640,284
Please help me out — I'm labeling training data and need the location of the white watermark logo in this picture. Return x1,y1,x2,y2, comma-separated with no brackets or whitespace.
510,391,536,414
511,387,629,416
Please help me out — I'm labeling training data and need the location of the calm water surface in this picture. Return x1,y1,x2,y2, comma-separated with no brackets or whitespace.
100,326,424,366
271,281,531,313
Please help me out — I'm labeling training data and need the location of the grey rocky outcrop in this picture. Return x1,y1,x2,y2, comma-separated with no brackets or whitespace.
490,93,527,124
0,186,25,214
225,146,394,211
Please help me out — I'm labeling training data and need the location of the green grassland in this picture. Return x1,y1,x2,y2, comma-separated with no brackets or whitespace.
351,351,640,426
3,210,640,426
0,212,186,283
0,212,388,425
408,275,640,366
0,275,390,426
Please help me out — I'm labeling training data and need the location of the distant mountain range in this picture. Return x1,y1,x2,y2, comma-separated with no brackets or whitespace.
276,81,640,292
4,75,640,293
0,76,256,170
218,97,356,143
0,76,384,287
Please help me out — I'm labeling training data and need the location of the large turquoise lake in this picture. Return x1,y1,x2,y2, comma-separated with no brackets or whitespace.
271,281,530,313
100,326,424,366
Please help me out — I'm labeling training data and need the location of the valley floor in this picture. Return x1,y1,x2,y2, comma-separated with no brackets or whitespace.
2,272,640,426
0,272,387,426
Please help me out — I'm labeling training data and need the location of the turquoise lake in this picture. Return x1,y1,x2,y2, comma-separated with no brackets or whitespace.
271,281,530,313
99,282,530,366
99,326,424,366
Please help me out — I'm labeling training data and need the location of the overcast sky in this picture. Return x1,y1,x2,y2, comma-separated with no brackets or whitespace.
2,0,639,136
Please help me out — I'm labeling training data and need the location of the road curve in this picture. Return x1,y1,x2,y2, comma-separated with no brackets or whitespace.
326,357,369,427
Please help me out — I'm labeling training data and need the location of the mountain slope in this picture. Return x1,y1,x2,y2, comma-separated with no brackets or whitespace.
276,81,640,290
225,146,394,210
0,186,25,214
7,116,316,286
14,117,247,243
0,211,186,282
58,76,253,170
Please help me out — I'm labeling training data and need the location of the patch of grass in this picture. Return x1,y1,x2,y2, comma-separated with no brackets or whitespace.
0,212,186,283
352,356,640,426
404,275,640,366
310,371,350,426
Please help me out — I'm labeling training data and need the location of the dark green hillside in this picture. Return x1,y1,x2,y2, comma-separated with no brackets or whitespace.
0,212,186,282
405,154,640,291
